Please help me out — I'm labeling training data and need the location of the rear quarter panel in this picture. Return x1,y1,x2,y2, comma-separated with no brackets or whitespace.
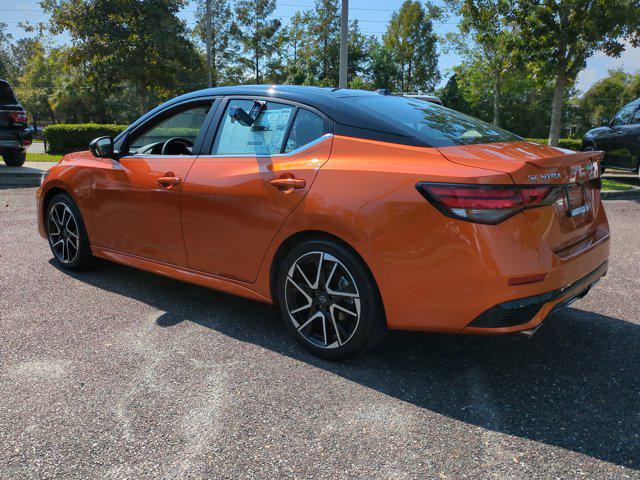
253,135,524,330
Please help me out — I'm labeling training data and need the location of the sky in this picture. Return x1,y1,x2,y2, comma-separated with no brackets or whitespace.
2,0,640,93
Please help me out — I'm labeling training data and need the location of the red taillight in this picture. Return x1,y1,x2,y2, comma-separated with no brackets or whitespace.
416,183,561,224
9,111,27,125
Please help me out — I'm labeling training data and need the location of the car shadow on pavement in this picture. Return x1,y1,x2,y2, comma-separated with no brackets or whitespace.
52,259,640,470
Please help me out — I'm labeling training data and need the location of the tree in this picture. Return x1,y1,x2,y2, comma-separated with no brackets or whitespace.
366,39,400,90
41,0,204,116
194,0,235,86
312,0,340,83
450,58,567,138
383,0,440,92
14,38,57,126
233,0,281,83
437,73,470,113
281,11,310,85
447,0,516,126
0,22,15,81
509,0,640,145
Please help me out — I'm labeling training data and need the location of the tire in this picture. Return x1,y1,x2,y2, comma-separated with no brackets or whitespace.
45,193,93,270
277,238,387,360
2,149,26,167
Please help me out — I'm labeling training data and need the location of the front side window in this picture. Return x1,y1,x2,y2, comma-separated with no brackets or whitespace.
129,104,211,155
213,100,295,155
611,103,636,127
284,109,325,153
629,105,640,125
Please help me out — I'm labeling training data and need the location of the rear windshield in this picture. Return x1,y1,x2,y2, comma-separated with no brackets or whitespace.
347,95,520,147
0,82,17,105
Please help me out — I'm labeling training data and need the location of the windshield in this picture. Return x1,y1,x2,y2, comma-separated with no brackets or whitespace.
347,95,521,147
0,82,17,105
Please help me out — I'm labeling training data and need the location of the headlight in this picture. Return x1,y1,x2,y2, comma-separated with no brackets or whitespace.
40,170,50,187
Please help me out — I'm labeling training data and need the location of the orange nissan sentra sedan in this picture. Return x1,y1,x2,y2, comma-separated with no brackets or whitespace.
37,86,610,359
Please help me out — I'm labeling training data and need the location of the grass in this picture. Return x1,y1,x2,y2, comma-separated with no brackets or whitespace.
602,179,634,191
26,152,63,162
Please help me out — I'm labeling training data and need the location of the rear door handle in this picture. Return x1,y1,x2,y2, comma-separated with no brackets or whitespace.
157,173,181,188
269,176,306,192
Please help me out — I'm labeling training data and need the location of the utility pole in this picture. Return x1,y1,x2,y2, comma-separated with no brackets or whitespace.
338,0,348,88
205,0,212,88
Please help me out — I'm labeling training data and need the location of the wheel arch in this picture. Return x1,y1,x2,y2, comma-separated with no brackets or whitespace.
41,186,72,231
269,230,385,317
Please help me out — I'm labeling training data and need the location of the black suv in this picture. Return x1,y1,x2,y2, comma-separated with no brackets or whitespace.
0,79,31,167
582,98,640,176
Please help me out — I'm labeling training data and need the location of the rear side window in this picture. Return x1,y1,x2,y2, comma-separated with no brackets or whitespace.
284,109,324,153
346,95,520,147
0,82,17,105
213,100,295,155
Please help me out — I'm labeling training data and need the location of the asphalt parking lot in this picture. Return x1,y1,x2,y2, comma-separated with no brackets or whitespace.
1,187,639,479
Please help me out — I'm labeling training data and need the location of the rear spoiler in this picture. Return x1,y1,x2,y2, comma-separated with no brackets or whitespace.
522,149,604,169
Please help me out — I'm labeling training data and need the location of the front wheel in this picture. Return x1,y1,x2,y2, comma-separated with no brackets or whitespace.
45,193,93,270
277,239,387,360
2,149,26,167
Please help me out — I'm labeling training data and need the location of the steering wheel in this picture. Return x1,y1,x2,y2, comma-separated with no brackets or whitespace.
161,137,194,155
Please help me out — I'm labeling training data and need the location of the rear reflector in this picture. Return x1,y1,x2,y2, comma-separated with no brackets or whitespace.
416,182,562,224
508,273,547,286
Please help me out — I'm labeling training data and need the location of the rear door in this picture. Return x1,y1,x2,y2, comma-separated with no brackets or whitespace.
91,99,217,266
181,97,332,283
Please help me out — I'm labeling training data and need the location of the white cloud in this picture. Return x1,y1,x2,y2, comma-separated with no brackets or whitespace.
576,41,640,93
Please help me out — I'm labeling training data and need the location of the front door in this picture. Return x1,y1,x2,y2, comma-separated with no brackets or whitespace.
601,102,637,169
91,101,214,266
181,98,332,283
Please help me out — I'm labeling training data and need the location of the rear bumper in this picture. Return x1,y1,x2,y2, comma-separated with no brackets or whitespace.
463,260,607,334
0,127,31,150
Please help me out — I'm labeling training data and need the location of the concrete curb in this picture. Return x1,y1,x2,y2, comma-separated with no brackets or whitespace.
0,162,57,187
601,189,640,200
0,172,42,186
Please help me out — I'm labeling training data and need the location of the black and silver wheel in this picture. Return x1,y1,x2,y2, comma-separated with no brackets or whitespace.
46,193,93,270
277,239,386,359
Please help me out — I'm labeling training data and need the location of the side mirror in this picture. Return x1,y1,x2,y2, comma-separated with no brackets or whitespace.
89,136,115,158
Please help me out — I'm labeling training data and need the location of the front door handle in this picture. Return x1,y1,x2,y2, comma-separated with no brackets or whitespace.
157,173,181,188
269,175,306,192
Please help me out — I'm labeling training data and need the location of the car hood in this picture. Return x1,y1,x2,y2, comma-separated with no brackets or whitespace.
584,126,609,138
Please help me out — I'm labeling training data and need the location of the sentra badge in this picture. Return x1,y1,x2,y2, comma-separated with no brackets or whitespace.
528,172,561,182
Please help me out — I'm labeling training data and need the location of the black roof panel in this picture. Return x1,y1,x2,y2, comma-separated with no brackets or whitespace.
162,85,426,146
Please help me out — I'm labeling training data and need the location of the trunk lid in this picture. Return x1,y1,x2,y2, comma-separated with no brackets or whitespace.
437,141,604,254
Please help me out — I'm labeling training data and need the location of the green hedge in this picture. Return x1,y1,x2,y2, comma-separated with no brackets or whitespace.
525,138,583,151
44,124,127,155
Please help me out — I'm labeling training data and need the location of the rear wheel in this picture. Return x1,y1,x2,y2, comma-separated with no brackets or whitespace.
2,149,26,167
45,193,93,270
277,239,387,360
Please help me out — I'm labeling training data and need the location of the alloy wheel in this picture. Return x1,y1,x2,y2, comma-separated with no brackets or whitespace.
284,251,361,349
47,202,80,264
